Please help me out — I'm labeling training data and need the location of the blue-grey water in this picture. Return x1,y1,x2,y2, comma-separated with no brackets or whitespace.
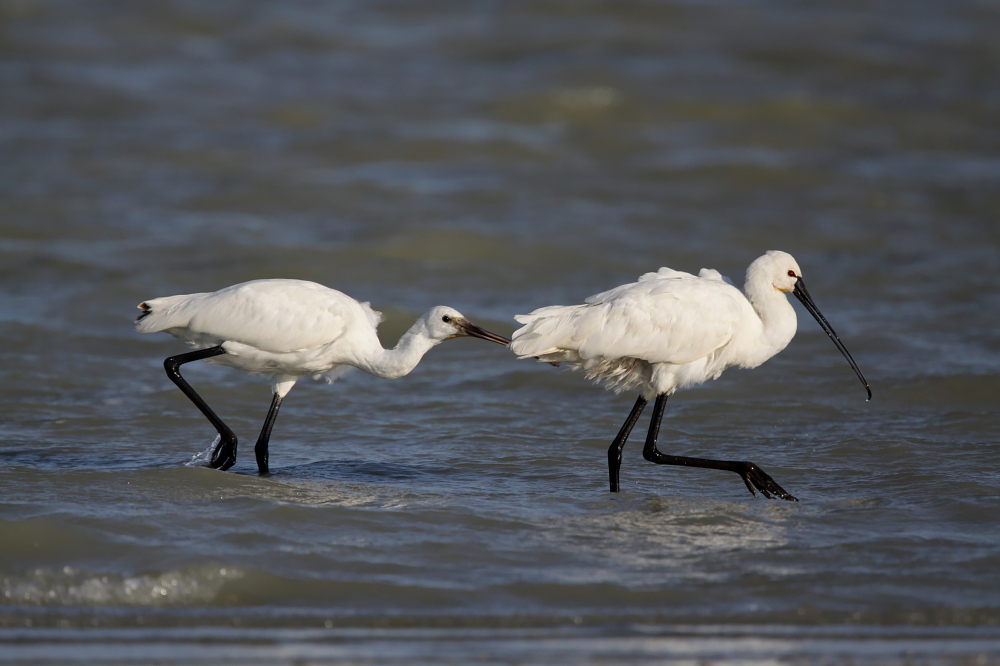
2,1,999,663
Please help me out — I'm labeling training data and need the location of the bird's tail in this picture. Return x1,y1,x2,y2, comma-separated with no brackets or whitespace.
134,294,204,334
510,304,585,364
135,303,153,322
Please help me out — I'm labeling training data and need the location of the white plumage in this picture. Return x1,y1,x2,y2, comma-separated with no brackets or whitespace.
136,279,510,474
510,251,870,500
137,280,391,390
513,256,795,398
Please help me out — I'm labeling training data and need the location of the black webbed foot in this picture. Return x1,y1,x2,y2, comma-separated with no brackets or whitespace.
208,437,238,471
738,462,798,501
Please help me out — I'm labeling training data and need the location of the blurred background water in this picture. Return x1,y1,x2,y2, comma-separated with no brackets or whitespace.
1,0,999,663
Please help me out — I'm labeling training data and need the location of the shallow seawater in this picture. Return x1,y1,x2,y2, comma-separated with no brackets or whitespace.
2,0,1000,663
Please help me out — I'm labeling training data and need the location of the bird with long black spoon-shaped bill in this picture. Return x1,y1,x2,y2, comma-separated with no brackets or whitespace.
136,279,511,475
509,251,870,501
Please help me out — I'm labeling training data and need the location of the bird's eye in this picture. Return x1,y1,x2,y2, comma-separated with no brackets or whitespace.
787,270,797,277
441,315,452,323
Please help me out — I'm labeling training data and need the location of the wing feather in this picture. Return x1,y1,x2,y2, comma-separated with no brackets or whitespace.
512,269,746,366
136,279,376,354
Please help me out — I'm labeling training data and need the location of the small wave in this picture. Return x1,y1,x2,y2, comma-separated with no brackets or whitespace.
2,565,243,607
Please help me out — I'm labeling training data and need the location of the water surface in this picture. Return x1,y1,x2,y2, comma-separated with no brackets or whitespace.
2,0,999,663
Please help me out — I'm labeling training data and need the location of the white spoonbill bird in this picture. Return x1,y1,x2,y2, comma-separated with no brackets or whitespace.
136,279,511,475
510,251,870,501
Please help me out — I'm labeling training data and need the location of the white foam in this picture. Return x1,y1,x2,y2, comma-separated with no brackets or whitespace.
2,565,244,606
184,435,220,467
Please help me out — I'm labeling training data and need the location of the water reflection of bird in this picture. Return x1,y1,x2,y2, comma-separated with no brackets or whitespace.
510,251,870,501
136,279,510,475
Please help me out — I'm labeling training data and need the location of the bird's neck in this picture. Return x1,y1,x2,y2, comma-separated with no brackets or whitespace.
364,320,439,379
741,278,798,368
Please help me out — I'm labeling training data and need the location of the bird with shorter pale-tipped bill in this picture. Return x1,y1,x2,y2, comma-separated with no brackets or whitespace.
509,251,870,501
136,279,511,475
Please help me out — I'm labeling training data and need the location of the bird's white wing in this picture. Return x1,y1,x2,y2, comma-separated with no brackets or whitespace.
139,280,377,353
697,267,735,286
636,266,695,283
512,270,746,365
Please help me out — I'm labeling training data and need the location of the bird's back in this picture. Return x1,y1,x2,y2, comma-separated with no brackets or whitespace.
511,267,752,394
136,279,382,354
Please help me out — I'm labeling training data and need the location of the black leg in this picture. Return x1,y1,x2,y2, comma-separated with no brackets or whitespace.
163,346,238,471
607,395,648,492
254,393,283,476
640,394,798,502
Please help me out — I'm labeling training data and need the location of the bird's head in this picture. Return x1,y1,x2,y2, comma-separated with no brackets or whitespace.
752,250,803,293
750,250,871,401
422,306,511,346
